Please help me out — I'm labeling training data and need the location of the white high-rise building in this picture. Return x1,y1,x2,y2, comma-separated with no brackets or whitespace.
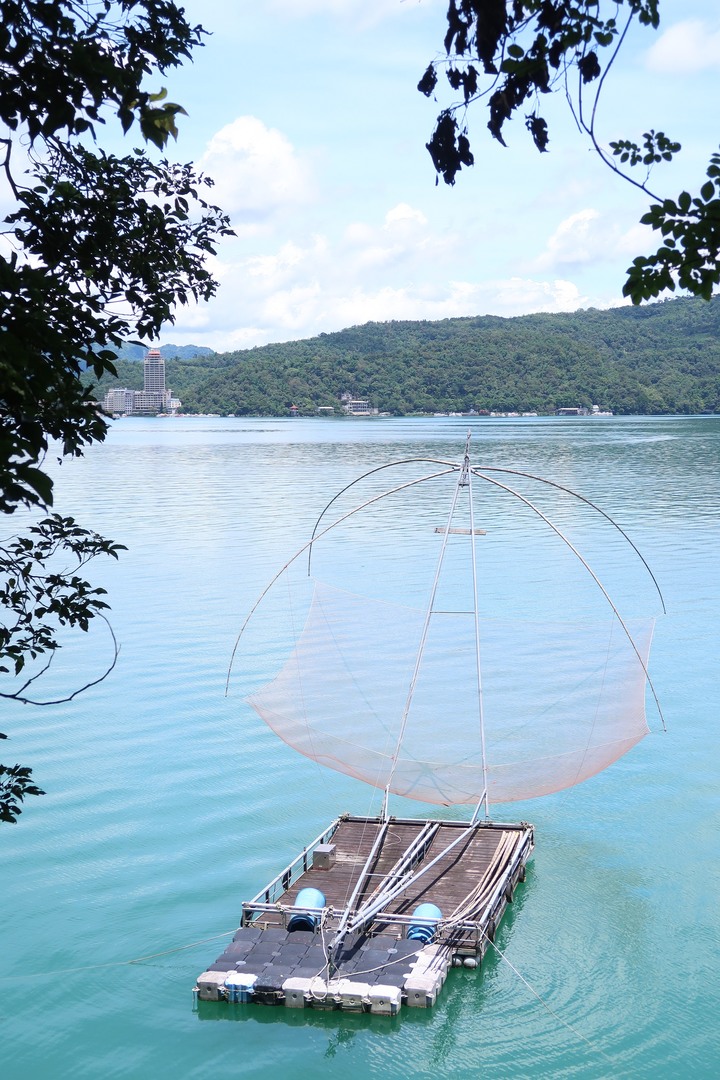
102,348,179,415
143,348,166,395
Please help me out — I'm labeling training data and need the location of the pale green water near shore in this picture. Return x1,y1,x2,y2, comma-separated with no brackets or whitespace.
2,415,718,1078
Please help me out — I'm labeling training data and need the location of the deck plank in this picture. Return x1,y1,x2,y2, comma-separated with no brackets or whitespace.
265,817,527,932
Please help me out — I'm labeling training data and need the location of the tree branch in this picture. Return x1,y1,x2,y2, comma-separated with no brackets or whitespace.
578,9,664,202
0,614,119,706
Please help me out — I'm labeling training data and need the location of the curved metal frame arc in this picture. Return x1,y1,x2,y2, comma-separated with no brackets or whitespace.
226,466,458,694
228,452,666,734
468,467,665,732
307,456,666,614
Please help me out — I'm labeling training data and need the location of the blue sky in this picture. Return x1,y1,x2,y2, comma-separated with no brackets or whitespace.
30,2,720,351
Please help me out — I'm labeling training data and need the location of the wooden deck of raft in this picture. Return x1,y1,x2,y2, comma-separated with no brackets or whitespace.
196,814,534,1013
282,816,528,937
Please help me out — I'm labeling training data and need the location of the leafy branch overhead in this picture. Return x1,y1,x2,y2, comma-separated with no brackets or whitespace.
0,2,233,821
0,515,125,821
0,0,234,516
0,516,124,689
419,0,720,303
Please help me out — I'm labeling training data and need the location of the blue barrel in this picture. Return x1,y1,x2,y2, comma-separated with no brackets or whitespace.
287,887,326,932
407,902,442,944
224,973,241,1003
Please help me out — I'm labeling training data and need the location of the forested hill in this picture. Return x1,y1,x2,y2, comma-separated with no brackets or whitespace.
94,296,720,415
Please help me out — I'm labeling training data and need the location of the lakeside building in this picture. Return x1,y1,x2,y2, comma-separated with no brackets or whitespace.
341,394,377,416
556,405,614,417
102,348,180,416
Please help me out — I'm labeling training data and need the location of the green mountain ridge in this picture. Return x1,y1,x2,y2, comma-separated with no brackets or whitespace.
90,296,720,415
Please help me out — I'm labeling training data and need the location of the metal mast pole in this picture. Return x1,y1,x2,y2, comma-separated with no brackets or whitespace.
464,434,490,819
383,454,466,818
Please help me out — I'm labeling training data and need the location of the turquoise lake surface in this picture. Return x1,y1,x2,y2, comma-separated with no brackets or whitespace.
2,415,718,1078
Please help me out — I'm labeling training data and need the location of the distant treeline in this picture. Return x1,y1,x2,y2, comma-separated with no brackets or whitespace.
88,296,720,416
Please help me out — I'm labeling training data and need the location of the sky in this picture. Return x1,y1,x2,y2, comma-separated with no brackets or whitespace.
18,1,720,352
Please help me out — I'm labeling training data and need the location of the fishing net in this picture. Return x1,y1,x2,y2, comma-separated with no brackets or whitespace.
248,580,653,805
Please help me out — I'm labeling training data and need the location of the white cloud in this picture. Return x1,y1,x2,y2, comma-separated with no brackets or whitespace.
384,203,427,229
614,222,653,257
532,209,650,272
167,215,595,350
471,277,589,316
197,116,314,223
645,19,720,74
174,273,592,351
534,209,603,269
343,203,428,244
244,239,326,284
163,186,608,352
342,203,453,270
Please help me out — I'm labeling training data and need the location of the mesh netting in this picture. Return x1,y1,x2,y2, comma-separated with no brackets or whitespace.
248,581,653,805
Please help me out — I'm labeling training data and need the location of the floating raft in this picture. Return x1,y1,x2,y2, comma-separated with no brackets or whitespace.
195,814,533,1014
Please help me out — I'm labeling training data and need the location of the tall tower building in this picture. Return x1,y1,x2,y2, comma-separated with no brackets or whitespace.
144,348,166,394
102,347,180,416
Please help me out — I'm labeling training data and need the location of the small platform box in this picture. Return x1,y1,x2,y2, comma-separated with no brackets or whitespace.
197,971,228,1002
312,843,336,870
283,977,312,1008
368,985,402,1015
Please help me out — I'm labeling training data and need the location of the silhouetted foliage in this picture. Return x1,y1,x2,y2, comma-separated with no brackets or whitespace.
419,1,720,304
0,516,126,821
0,1,231,820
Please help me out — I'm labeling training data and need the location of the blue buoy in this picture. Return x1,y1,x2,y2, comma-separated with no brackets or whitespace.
287,887,326,932
407,902,442,944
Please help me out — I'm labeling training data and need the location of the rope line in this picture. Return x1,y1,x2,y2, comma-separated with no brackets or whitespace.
482,932,615,1066
0,930,236,983
1,914,614,1065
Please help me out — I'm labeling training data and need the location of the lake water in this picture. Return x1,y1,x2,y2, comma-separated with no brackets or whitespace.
2,415,718,1078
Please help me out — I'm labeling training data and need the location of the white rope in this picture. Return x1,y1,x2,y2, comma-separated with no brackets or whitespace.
481,931,615,1066
0,930,236,982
